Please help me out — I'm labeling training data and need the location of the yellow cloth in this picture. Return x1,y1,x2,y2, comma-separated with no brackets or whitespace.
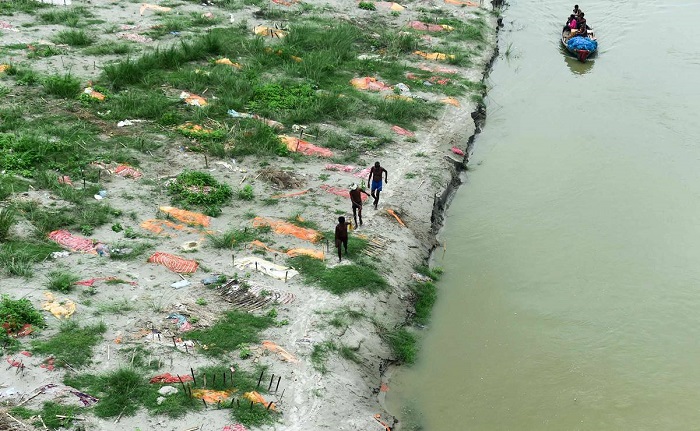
42,292,76,319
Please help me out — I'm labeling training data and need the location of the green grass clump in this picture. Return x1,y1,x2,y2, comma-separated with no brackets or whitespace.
208,227,268,249
43,74,81,99
32,321,106,368
1,294,46,350
414,264,443,281
10,402,81,430
4,65,40,86
411,281,437,325
386,328,417,364
66,368,200,419
52,29,93,46
358,1,376,10
187,310,274,357
168,171,232,210
0,207,16,241
289,254,386,295
229,121,288,157
45,270,80,293
39,6,92,26
237,184,255,201
311,341,337,373
0,240,62,278
0,0,48,15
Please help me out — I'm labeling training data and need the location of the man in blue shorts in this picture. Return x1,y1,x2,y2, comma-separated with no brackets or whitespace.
367,161,388,209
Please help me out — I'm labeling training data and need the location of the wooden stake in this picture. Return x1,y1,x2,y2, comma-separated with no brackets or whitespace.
268,374,275,390
256,370,264,389
191,367,197,386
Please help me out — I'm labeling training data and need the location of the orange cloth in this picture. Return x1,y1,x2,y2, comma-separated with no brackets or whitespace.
445,0,478,5
270,189,310,199
252,217,321,243
350,77,392,92
279,135,333,157
180,92,207,106
191,389,233,403
243,391,275,410
407,21,452,32
413,51,455,61
387,209,406,227
159,206,211,227
391,125,415,137
83,87,105,101
440,97,461,107
215,58,243,69
114,165,142,179
139,3,171,15
262,340,298,362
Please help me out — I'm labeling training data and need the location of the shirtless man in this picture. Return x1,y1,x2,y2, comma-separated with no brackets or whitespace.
334,216,351,262
367,161,388,209
349,183,371,229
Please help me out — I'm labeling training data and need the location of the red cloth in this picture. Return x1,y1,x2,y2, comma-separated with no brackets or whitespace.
148,252,198,273
48,230,96,254
391,125,415,137
407,21,446,32
149,373,194,384
114,165,143,179
451,146,465,156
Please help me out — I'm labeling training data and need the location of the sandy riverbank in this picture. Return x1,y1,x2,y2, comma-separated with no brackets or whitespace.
1,1,499,430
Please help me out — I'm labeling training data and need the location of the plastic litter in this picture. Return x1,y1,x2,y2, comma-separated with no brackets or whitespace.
395,82,411,95
171,279,191,289
95,243,110,257
158,386,179,396
222,425,249,431
51,251,70,259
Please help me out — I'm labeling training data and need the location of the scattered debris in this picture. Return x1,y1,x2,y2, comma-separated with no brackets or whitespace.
117,33,153,43
114,164,143,179
391,125,415,137
139,3,172,15
242,391,275,410
411,273,432,283
279,135,333,157
408,21,453,32
440,97,461,107
413,50,455,61
253,25,286,38
180,92,207,107
219,280,296,310
451,146,465,156
258,167,305,189
83,87,105,101
350,77,392,92
149,373,194,384
215,58,243,69
249,239,324,260
386,209,406,227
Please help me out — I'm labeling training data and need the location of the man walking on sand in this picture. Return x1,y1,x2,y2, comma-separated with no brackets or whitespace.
335,216,351,262
367,161,388,209
349,183,370,229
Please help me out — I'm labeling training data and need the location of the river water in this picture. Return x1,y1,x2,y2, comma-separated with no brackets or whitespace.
388,1,700,430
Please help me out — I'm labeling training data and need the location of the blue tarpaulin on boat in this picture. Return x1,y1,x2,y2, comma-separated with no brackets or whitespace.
567,36,598,52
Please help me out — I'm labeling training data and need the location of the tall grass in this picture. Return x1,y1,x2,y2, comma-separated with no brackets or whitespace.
43,74,81,98
53,29,93,47
32,321,106,368
0,207,16,241
45,269,80,293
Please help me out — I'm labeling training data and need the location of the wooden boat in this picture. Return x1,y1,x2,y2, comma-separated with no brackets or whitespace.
561,28,597,62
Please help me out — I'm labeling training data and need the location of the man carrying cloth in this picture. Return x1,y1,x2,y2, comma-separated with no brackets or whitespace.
367,161,388,210
349,183,370,229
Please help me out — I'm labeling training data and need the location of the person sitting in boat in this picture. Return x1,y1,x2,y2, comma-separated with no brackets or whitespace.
577,14,588,37
573,5,581,17
567,14,578,30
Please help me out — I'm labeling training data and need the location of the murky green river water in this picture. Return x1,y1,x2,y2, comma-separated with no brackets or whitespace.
388,1,700,429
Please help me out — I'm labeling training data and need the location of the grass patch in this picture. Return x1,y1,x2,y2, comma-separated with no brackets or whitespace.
411,281,437,325
208,227,268,249
43,74,81,98
385,328,417,364
414,264,443,281
65,368,198,419
0,206,16,241
94,299,135,315
45,269,80,293
168,171,232,211
52,29,93,47
0,240,62,278
83,41,134,56
311,341,337,373
289,254,386,295
187,310,274,357
32,321,106,368
10,402,81,430
1,294,46,351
